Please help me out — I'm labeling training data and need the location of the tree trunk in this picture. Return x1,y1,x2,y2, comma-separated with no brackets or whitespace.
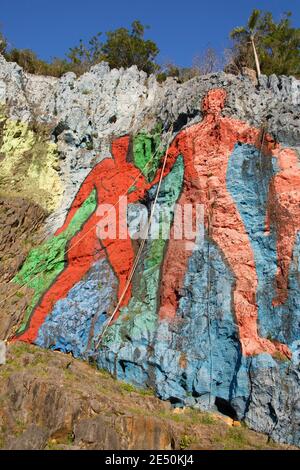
250,34,261,78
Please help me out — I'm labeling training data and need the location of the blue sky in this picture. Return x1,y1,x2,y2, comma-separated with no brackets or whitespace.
1,0,299,67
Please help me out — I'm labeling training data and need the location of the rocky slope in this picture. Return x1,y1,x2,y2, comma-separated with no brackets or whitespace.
0,54,300,446
0,343,295,450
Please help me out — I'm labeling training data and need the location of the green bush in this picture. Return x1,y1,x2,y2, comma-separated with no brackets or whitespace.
1,20,159,77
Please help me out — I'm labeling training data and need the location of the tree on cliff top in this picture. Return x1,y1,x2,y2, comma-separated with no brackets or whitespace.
1,20,159,77
230,10,300,78
68,20,159,75
101,20,159,74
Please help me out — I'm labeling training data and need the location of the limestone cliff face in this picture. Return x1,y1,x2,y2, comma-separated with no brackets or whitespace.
0,54,300,446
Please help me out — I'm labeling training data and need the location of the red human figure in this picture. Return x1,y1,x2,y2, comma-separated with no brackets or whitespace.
265,147,300,307
16,136,152,343
151,88,292,359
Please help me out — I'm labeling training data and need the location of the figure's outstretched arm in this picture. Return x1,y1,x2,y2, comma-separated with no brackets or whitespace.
271,147,299,171
222,117,278,155
55,167,98,236
235,121,299,169
146,135,182,190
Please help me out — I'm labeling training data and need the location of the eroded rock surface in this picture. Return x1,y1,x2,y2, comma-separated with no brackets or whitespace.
0,54,300,446
0,344,295,450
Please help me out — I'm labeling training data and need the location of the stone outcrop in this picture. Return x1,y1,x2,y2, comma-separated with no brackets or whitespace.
0,343,295,450
0,197,46,339
0,54,299,446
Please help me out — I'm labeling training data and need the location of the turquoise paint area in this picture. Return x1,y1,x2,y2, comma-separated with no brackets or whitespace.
286,233,300,358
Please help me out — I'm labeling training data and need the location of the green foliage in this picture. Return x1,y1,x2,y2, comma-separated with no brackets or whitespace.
222,427,248,450
119,381,154,396
196,412,216,425
1,20,159,77
7,341,32,357
100,20,159,74
5,48,42,74
3,47,73,77
120,382,136,393
179,434,194,449
230,10,300,77
67,32,102,74
248,9,261,33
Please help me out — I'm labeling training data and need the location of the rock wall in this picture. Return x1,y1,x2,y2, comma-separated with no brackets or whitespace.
0,54,300,446
1,343,293,450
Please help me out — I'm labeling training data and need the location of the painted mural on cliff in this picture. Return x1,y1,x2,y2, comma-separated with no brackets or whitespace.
10,89,300,444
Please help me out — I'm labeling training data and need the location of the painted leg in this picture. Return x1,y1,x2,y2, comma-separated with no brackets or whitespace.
211,197,291,359
101,235,135,321
159,192,198,320
16,216,101,343
266,150,300,306
272,227,298,306
159,236,195,320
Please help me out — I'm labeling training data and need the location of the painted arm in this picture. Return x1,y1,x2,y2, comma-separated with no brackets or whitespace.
127,134,183,203
240,128,299,234
235,120,284,159
146,134,183,189
55,167,98,236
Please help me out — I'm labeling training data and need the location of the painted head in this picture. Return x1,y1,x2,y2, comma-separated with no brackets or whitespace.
111,135,130,165
202,88,227,116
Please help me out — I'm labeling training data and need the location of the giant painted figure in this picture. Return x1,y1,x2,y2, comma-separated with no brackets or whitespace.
16,89,299,359
266,148,300,307
16,136,154,343
156,89,296,358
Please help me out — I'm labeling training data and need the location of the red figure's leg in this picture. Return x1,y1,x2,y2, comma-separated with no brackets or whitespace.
16,214,101,343
159,185,291,358
267,174,300,306
159,236,193,320
210,192,291,358
273,225,298,306
159,190,199,320
101,220,135,321
267,150,300,306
